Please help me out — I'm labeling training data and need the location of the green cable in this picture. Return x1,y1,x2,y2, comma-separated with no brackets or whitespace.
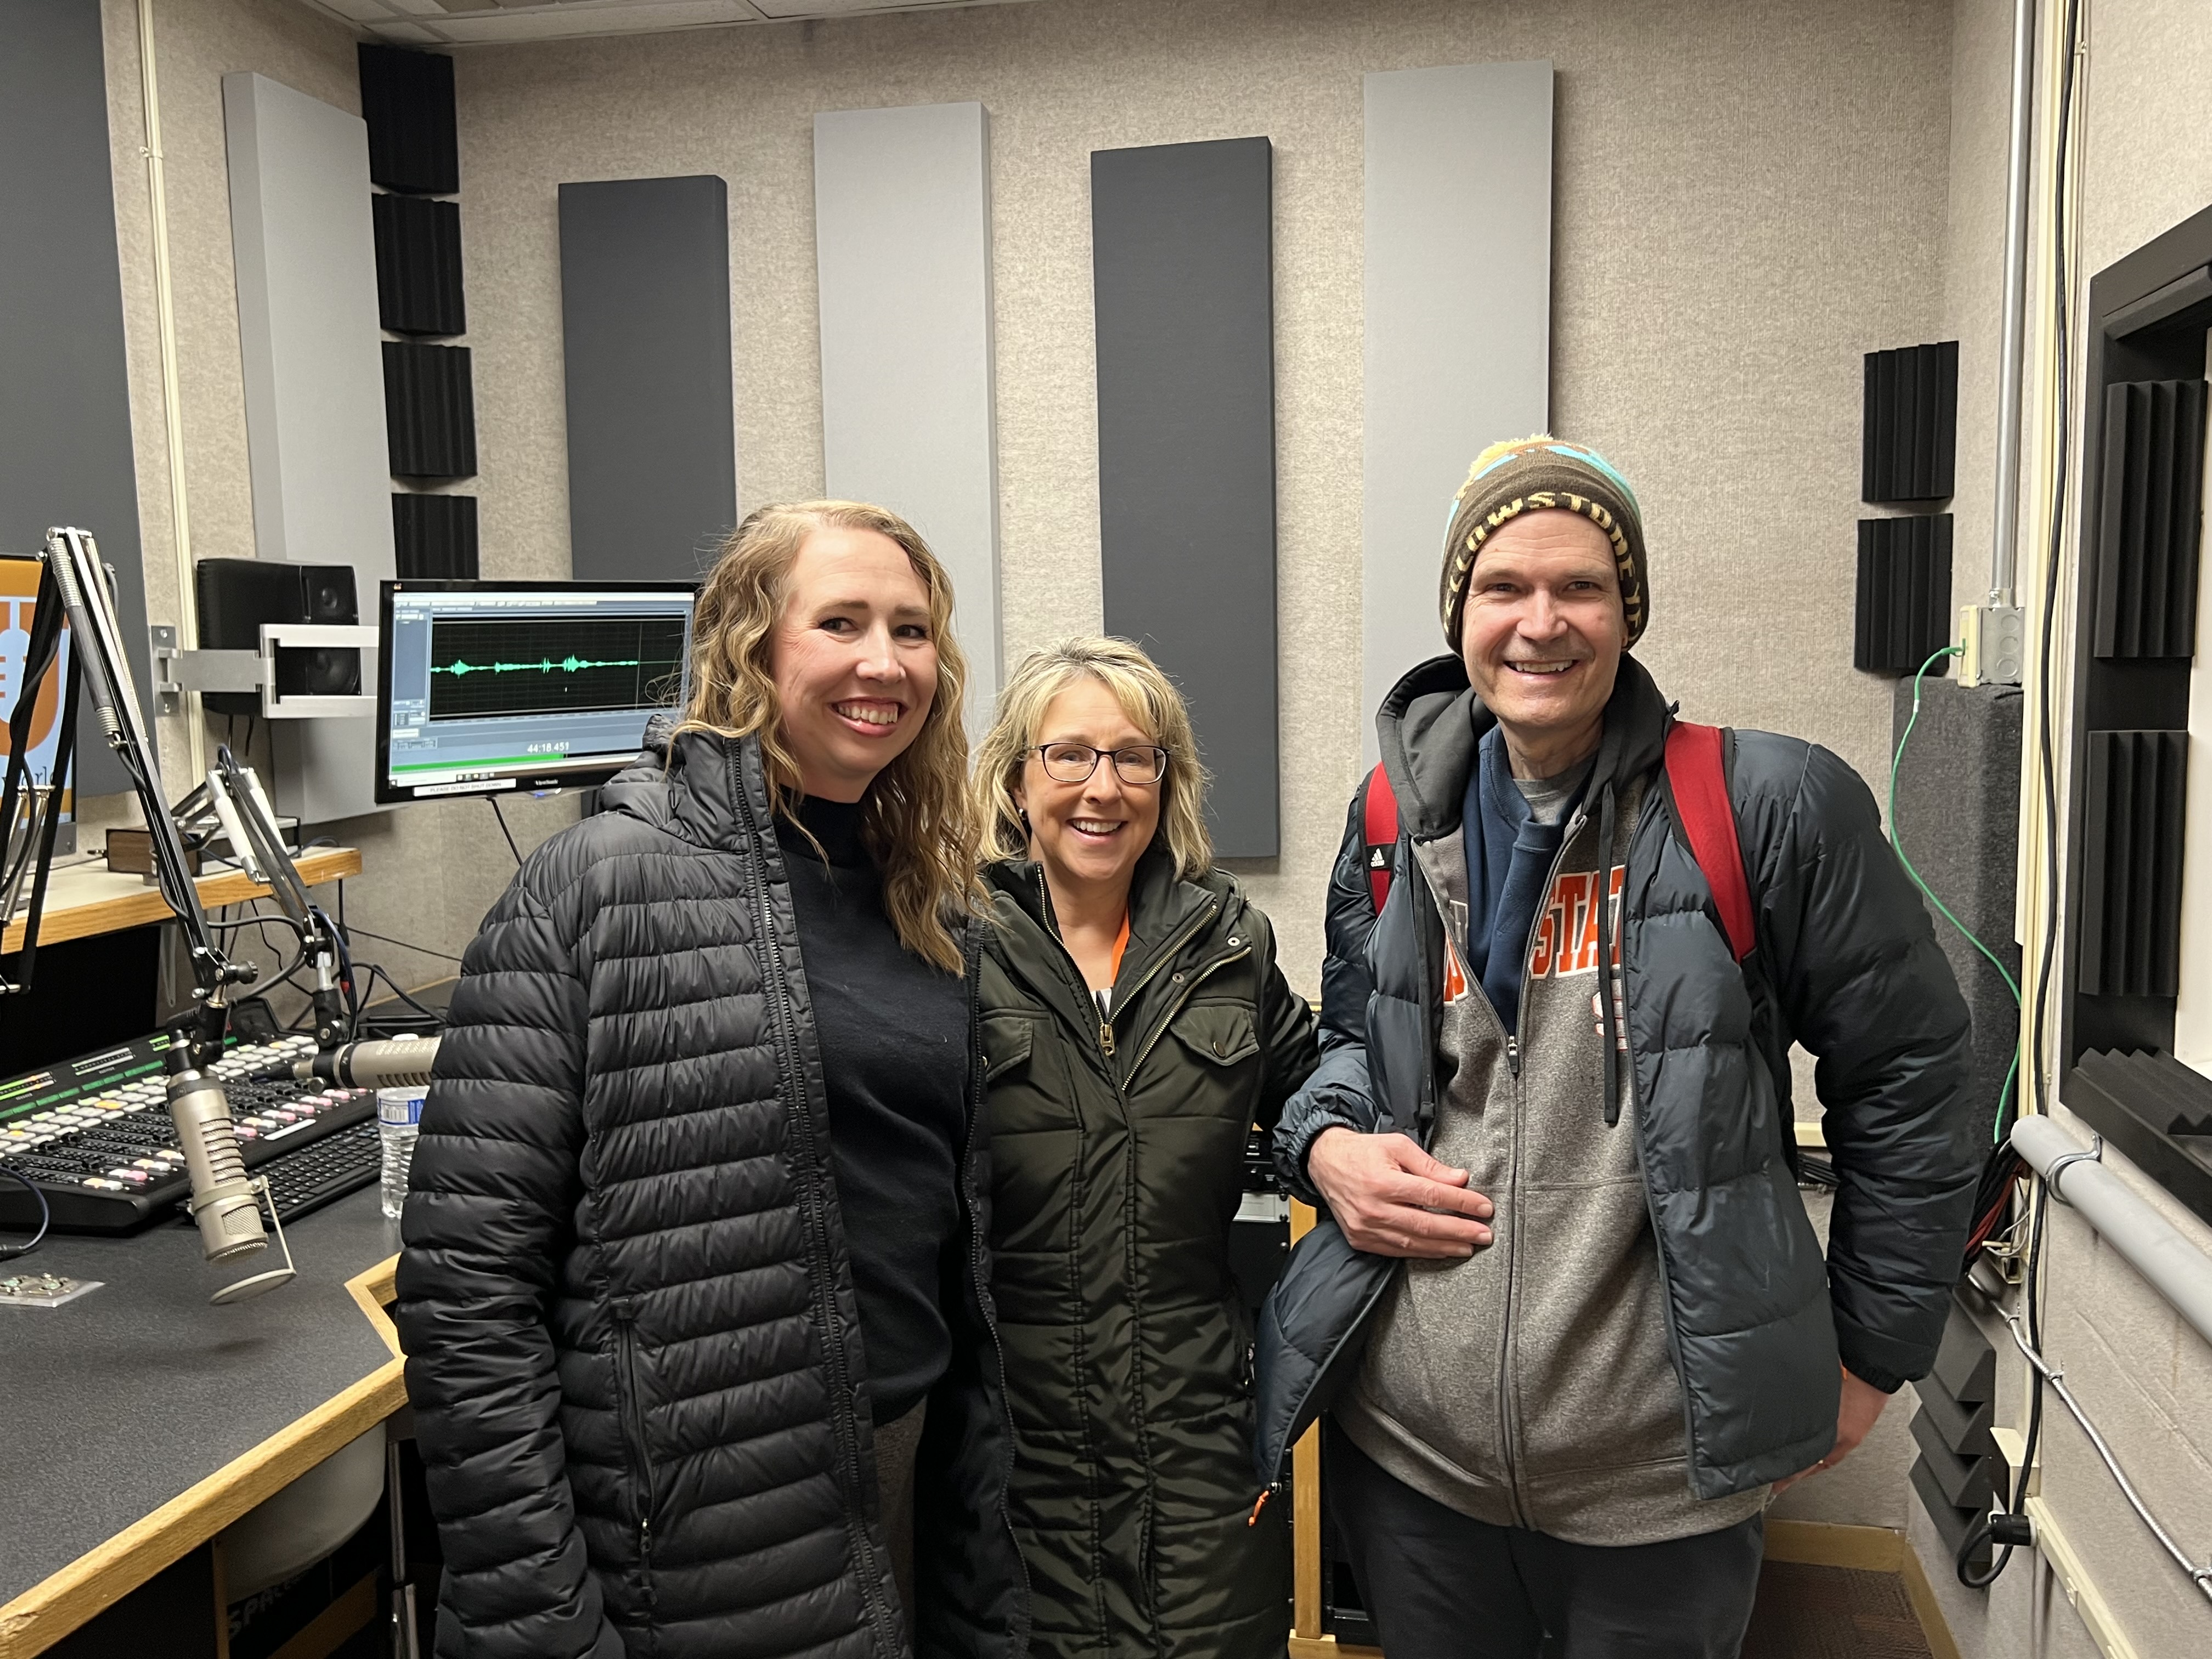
1888,644,2023,1142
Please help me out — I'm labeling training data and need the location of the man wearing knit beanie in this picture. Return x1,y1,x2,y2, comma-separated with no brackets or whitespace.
1439,434,1651,654
1261,439,1975,1656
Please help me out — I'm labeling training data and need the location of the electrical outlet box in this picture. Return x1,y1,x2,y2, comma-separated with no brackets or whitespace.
1960,603,2026,686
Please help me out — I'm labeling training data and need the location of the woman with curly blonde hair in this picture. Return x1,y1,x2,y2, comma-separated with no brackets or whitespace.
398,502,1026,1659
969,635,1318,1659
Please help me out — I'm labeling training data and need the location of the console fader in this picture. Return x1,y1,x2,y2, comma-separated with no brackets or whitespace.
0,1031,380,1234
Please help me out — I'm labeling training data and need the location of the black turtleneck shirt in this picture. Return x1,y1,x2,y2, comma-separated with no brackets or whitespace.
776,795,968,1425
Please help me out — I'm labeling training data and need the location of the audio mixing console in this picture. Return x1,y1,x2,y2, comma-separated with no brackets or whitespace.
0,1032,381,1234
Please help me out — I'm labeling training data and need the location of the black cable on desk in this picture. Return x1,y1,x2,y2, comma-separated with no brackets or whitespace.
0,1163,51,1260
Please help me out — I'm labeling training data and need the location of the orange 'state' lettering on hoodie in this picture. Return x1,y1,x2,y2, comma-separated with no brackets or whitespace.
1528,867,1625,979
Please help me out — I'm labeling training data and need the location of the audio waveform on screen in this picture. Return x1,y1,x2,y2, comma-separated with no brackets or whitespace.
426,615,687,723
432,654,645,678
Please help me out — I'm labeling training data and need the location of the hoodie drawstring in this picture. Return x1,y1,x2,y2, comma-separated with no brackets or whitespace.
1596,780,1623,1126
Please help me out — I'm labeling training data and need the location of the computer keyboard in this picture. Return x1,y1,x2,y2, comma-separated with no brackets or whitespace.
0,1031,382,1235
251,1120,385,1225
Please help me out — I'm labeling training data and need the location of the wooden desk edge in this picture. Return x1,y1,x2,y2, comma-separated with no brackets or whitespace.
2,848,364,955
347,1254,402,1359
0,1251,407,1658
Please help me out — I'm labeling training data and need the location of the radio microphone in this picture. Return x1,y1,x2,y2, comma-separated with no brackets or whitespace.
169,1071,264,1261
262,1034,439,1091
168,1069,296,1303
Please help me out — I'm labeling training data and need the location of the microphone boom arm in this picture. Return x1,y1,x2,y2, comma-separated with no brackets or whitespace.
31,530,291,1299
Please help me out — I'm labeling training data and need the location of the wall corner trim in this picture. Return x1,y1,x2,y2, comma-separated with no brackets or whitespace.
2023,1496,2144,1659
1898,1528,1966,1659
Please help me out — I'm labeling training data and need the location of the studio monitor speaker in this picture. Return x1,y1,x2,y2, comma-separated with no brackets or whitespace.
194,558,360,718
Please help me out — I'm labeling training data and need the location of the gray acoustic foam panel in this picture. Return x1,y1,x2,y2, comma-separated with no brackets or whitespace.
382,341,476,478
1861,341,1959,504
1889,678,2022,1149
1092,137,1277,858
560,177,737,584
815,103,1000,740
2065,1050,2212,1229
1855,514,1954,673
373,194,464,337
224,73,396,823
1363,63,1554,763
0,0,150,799
392,493,477,580
2094,379,2205,659
2079,729,2189,998
359,45,457,196
1907,1297,1999,1577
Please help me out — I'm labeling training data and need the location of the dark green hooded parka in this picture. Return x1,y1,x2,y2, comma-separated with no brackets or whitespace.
978,851,1320,1659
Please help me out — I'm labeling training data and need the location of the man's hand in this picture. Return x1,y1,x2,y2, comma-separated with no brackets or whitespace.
1306,1127,1494,1258
1773,1367,1892,1493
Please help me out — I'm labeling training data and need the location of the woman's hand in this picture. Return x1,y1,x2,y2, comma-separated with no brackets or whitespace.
1306,1128,1495,1258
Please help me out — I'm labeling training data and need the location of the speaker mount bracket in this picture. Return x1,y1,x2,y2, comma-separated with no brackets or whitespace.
151,626,264,714
150,624,378,719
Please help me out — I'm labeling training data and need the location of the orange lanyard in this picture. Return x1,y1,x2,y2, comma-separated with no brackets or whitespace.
1109,913,1132,986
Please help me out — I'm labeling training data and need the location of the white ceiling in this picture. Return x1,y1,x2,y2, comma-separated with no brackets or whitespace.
302,0,1035,49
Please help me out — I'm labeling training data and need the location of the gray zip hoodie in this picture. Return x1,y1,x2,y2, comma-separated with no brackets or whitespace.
1335,722,1770,1546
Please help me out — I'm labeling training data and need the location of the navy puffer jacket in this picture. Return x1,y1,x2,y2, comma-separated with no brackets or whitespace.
394,727,1027,1659
1256,654,1978,1502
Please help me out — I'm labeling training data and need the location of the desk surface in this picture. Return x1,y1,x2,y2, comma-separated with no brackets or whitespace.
0,1190,403,1656
3,847,364,955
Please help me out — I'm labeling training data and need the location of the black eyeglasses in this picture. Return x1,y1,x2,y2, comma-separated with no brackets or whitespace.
1029,742,1170,786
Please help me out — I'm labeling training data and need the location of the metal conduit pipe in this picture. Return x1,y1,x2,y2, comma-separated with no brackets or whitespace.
1988,0,2039,608
2013,1114,2212,1349
136,0,206,783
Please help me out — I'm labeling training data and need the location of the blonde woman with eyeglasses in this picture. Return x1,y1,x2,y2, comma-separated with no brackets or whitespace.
970,636,1319,1659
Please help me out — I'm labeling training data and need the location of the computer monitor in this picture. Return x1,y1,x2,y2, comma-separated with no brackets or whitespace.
375,579,696,804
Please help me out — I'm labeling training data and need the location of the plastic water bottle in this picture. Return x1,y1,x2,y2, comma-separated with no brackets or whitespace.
379,1085,426,1220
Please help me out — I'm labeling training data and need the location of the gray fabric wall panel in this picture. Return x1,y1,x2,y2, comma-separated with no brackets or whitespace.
560,176,736,583
1363,63,1553,760
0,0,149,798
1093,137,1277,857
224,72,396,823
815,103,1000,738
1889,679,2022,1149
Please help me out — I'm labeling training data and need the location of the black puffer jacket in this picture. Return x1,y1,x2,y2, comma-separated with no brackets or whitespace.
394,728,1027,1659
1255,654,1978,1502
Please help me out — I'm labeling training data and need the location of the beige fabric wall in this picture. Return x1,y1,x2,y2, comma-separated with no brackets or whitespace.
446,0,1954,998
89,0,1956,994
93,0,583,999
1906,4,2212,1658
90,0,358,826
72,0,2212,1637
92,0,2212,1616
75,0,1957,1538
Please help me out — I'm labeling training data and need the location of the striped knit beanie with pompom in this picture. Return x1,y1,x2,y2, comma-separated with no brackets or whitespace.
1439,435,1649,650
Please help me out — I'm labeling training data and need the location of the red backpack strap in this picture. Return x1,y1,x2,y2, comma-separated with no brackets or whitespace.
1362,761,1399,915
1663,721,1756,963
